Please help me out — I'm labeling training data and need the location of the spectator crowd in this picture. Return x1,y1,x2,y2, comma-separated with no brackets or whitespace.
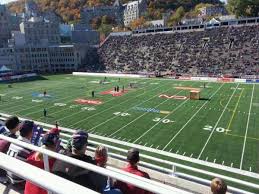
0,116,157,194
0,116,228,194
99,25,259,77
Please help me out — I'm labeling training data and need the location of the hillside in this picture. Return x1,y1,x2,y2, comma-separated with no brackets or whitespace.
7,0,222,23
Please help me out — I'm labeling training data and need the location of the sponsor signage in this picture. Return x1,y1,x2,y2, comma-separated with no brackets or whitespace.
75,99,103,105
132,107,171,114
178,76,191,80
159,95,188,100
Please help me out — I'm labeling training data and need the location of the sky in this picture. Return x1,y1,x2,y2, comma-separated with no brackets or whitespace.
1,0,228,4
1,0,17,4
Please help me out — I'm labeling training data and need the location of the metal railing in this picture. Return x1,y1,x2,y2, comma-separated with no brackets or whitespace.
0,134,192,194
1,113,259,193
0,152,98,194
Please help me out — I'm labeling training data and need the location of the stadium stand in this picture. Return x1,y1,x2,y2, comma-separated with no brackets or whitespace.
0,113,258,193
99,25,259,77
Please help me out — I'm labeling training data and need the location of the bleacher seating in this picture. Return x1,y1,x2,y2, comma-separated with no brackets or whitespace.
99,25,259,77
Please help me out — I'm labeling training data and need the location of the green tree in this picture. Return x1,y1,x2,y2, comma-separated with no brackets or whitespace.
228,0,259,17
98,24,113,36
168,6,185,26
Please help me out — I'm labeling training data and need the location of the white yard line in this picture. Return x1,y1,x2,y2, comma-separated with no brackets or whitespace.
27,82,128,117
132,95,189,143
67,82,175,129
108,86,189,137
56,80,165,123
0,83,77,108
110,82,199,141
240,84,255,170
197,84,240,159
162,83,224,150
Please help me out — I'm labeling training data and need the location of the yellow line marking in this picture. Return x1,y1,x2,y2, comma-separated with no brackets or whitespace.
226,133,259,141
225,88,244,134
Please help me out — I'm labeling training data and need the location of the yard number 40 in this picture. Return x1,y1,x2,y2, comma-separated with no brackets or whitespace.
113,112,131,117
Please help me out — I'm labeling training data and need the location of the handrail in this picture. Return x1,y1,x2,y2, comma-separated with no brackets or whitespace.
1,113,259,192
0,134,192,194
2,112,252,178
0,153,98,194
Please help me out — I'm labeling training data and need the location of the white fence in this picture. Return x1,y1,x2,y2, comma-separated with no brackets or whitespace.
73,72,146,78
0,134,191,194
0,113,258,193
0,152,98,194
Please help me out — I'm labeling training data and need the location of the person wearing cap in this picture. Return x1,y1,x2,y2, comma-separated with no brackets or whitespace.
0,116,20,154
6,120,34,187
24,132,59,194
53,130,97,190
115,148,153,194
211,178,227,194
48,127,64,152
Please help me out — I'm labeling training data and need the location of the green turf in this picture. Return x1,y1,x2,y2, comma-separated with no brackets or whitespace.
0,74,258,189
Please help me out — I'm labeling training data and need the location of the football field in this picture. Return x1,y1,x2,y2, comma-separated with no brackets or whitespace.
0,74,258,174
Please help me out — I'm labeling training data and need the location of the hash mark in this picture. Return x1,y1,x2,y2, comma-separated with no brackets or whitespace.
190,154,193,158
183,152,186,156
222,161,224,165
169,149,173,152
206,157,208,161
144,143,147,146
213,159,216,163
150,144,153,148
249,167,252,172
156,145,160,149
176,150,179,154
231,163,233,167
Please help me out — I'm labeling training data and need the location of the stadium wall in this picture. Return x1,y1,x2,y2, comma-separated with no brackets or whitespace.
73,72,146,78
73,73,259,83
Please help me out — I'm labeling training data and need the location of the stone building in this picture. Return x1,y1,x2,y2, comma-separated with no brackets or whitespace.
20,16,61,46
80,0,124,29
199,6,228,17
123,0,147,26
80,0,147,28
14,45,80,73
0,5,11,47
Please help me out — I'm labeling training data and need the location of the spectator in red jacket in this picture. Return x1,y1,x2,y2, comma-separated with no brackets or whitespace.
24,132,59,194
115,148,152,194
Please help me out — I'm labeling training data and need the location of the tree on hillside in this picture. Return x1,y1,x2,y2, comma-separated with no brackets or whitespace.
7,0,224,23
228,0,259,17
168,6,185,26
129,16,146,30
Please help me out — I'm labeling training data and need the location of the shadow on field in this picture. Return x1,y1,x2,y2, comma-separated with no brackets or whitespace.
199,98,210,101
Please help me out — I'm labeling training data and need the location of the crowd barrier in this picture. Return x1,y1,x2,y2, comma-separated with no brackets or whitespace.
246,79,259,83
0,113,258,194
73,73,258,84
73,72,146,78
0,133,192,194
